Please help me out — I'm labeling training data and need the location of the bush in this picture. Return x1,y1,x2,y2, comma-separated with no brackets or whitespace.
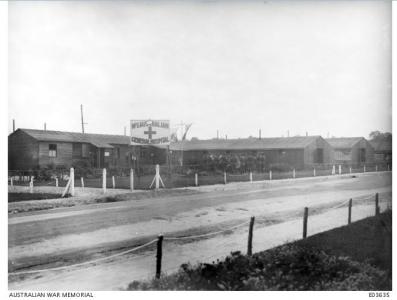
127,245,390,291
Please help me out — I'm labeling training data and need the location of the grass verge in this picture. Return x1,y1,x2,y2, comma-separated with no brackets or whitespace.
127,210,392,291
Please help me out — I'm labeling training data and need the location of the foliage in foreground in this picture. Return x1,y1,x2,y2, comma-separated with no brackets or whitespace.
127,244,390,291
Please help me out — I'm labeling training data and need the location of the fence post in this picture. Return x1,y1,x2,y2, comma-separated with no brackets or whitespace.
10,177,13,188
364,165,366,173
112,176,116,189
303,207,308,239
375,193,380,216
338,165,342,175
332,165,335,175
55,177,59,187
313,168,316,177
130,169,134,191
81,177,84,190
348,198,352,225
247,216,255,256
70,168,75,196
102,168,107,194
29,176,34,194
349,167,352,174
156,234,164,279
249,172,253,183
224,171,227,184
375,165,378,172
195,173,198,186
269,170,272,181
292,169,296,179
155,164,160,189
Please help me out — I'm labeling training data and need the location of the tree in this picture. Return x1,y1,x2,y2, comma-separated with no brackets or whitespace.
369,131,392,142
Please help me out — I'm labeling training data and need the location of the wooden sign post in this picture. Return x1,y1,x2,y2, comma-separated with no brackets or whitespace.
102,168,107,194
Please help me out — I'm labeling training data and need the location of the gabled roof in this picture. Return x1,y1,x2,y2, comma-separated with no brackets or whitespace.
170,136,322,151
370,140,392,152
325,137,366,149
16,129,131,148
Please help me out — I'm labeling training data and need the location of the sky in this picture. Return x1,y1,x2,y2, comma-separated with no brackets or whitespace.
8,0,392,140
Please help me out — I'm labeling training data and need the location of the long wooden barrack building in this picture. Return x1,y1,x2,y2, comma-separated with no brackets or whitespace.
170,136,334,171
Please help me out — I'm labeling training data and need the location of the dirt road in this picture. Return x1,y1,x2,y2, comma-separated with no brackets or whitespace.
8,172,392,290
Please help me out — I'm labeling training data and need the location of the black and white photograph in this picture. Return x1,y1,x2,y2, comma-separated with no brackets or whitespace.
4,0,394,295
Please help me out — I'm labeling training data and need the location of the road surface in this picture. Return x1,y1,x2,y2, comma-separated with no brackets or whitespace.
8,172,392,290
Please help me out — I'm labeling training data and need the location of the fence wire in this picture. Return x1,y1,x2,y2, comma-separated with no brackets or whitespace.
8,192,391,279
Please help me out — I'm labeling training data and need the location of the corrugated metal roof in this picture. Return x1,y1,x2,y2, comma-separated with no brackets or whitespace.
370,140,392,152
19,129,130,147
170,136,322,151
325,137,365,149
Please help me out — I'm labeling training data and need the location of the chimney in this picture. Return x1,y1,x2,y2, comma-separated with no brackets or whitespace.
259,129,261,140
44,123,47,131
12,119,15,132
124,126,126,136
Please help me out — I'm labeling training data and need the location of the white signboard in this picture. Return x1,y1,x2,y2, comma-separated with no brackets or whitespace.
130,119,170,145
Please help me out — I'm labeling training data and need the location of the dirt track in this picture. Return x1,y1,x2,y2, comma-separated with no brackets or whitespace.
8,172,392,290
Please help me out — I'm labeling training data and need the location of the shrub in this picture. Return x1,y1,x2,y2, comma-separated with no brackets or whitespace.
127,245,390,291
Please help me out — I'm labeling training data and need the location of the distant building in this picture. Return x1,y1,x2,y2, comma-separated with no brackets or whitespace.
370,139,392,164
326,137,374,165
8,129,166,170
170,136,333,171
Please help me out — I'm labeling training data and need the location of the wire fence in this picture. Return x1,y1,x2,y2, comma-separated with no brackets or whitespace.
8,162,392,191
8,192,391,279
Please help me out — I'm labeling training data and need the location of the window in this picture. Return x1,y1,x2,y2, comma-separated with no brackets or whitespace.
82,144,89,158
115,147,120,159
315,148,324,163
104,151,110,157
72,143,82,158
360,148,366,163
49,144,57,157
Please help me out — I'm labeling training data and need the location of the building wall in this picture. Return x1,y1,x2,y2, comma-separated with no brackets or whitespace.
172,148,306,170
304,137,334,166
332,139,375,165
38,141,75,168
8,130,39,170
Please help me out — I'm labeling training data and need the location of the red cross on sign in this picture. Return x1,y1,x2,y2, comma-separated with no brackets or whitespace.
144,125,157,141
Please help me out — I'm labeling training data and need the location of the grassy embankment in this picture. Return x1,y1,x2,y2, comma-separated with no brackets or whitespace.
127,210,392,291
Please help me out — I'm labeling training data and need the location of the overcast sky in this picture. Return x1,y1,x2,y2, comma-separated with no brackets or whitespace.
8,0,391,140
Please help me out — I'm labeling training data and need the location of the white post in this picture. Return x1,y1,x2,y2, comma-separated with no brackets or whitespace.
195,173,198,186
130,169,134,191
332,165,335,175
102,168,107,194
313,168,316,177
81,177,84,190
70,168,75,196
363,165,366,173
29,176,34,194
338,165,342,175
224,171,227,184
55,177,59,187
292,169,296,179
349,167,352,174
112,176,115,189
269,170,272,181
10,177,13,187
249,172,253,183
375,165,378,172
155,164,160,189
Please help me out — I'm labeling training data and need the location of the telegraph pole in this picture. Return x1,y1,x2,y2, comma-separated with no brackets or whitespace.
80,104,86,133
